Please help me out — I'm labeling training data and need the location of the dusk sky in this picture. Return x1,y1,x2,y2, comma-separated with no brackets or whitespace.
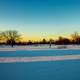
0,0,80,41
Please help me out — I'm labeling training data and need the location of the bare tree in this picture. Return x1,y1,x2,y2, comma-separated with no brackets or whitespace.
71,32,80,44
0,30,21,47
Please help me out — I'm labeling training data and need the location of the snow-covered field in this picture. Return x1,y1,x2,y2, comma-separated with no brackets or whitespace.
0,48,80,80
0,55,80,63
0,45,80,51
0,47,80,63
0,45,80,63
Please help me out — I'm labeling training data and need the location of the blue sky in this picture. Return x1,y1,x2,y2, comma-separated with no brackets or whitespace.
0,0,80,40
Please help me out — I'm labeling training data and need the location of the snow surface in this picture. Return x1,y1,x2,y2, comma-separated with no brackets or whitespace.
0,55,80,63
0,45,80,51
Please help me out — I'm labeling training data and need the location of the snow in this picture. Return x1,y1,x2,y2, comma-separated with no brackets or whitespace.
0,55,80,63
0,45,80,51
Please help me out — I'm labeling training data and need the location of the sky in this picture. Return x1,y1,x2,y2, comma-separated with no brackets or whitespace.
0,0,80,41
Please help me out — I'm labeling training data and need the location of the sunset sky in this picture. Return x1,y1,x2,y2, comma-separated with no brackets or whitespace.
0,0,80,41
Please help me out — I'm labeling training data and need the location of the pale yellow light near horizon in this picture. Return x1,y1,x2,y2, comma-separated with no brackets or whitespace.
21,34,71,42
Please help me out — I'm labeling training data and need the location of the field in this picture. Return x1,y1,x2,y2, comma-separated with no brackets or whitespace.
0,49,80,80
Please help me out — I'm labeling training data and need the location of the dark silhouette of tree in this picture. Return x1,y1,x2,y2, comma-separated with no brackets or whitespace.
0,30,80,46
71,32,80,44
0,30,21,47
42,38,47,44
55,36,64,44
55,36,70,45
27,40,33,45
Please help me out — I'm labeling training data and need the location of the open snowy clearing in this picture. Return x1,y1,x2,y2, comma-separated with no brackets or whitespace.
0,45,80,51
0,55,80,63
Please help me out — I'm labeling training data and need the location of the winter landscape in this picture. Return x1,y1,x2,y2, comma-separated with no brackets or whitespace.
0,45,80,80
0,0,80,80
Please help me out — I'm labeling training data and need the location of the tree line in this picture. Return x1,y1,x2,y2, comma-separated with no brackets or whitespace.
0,30,80,47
